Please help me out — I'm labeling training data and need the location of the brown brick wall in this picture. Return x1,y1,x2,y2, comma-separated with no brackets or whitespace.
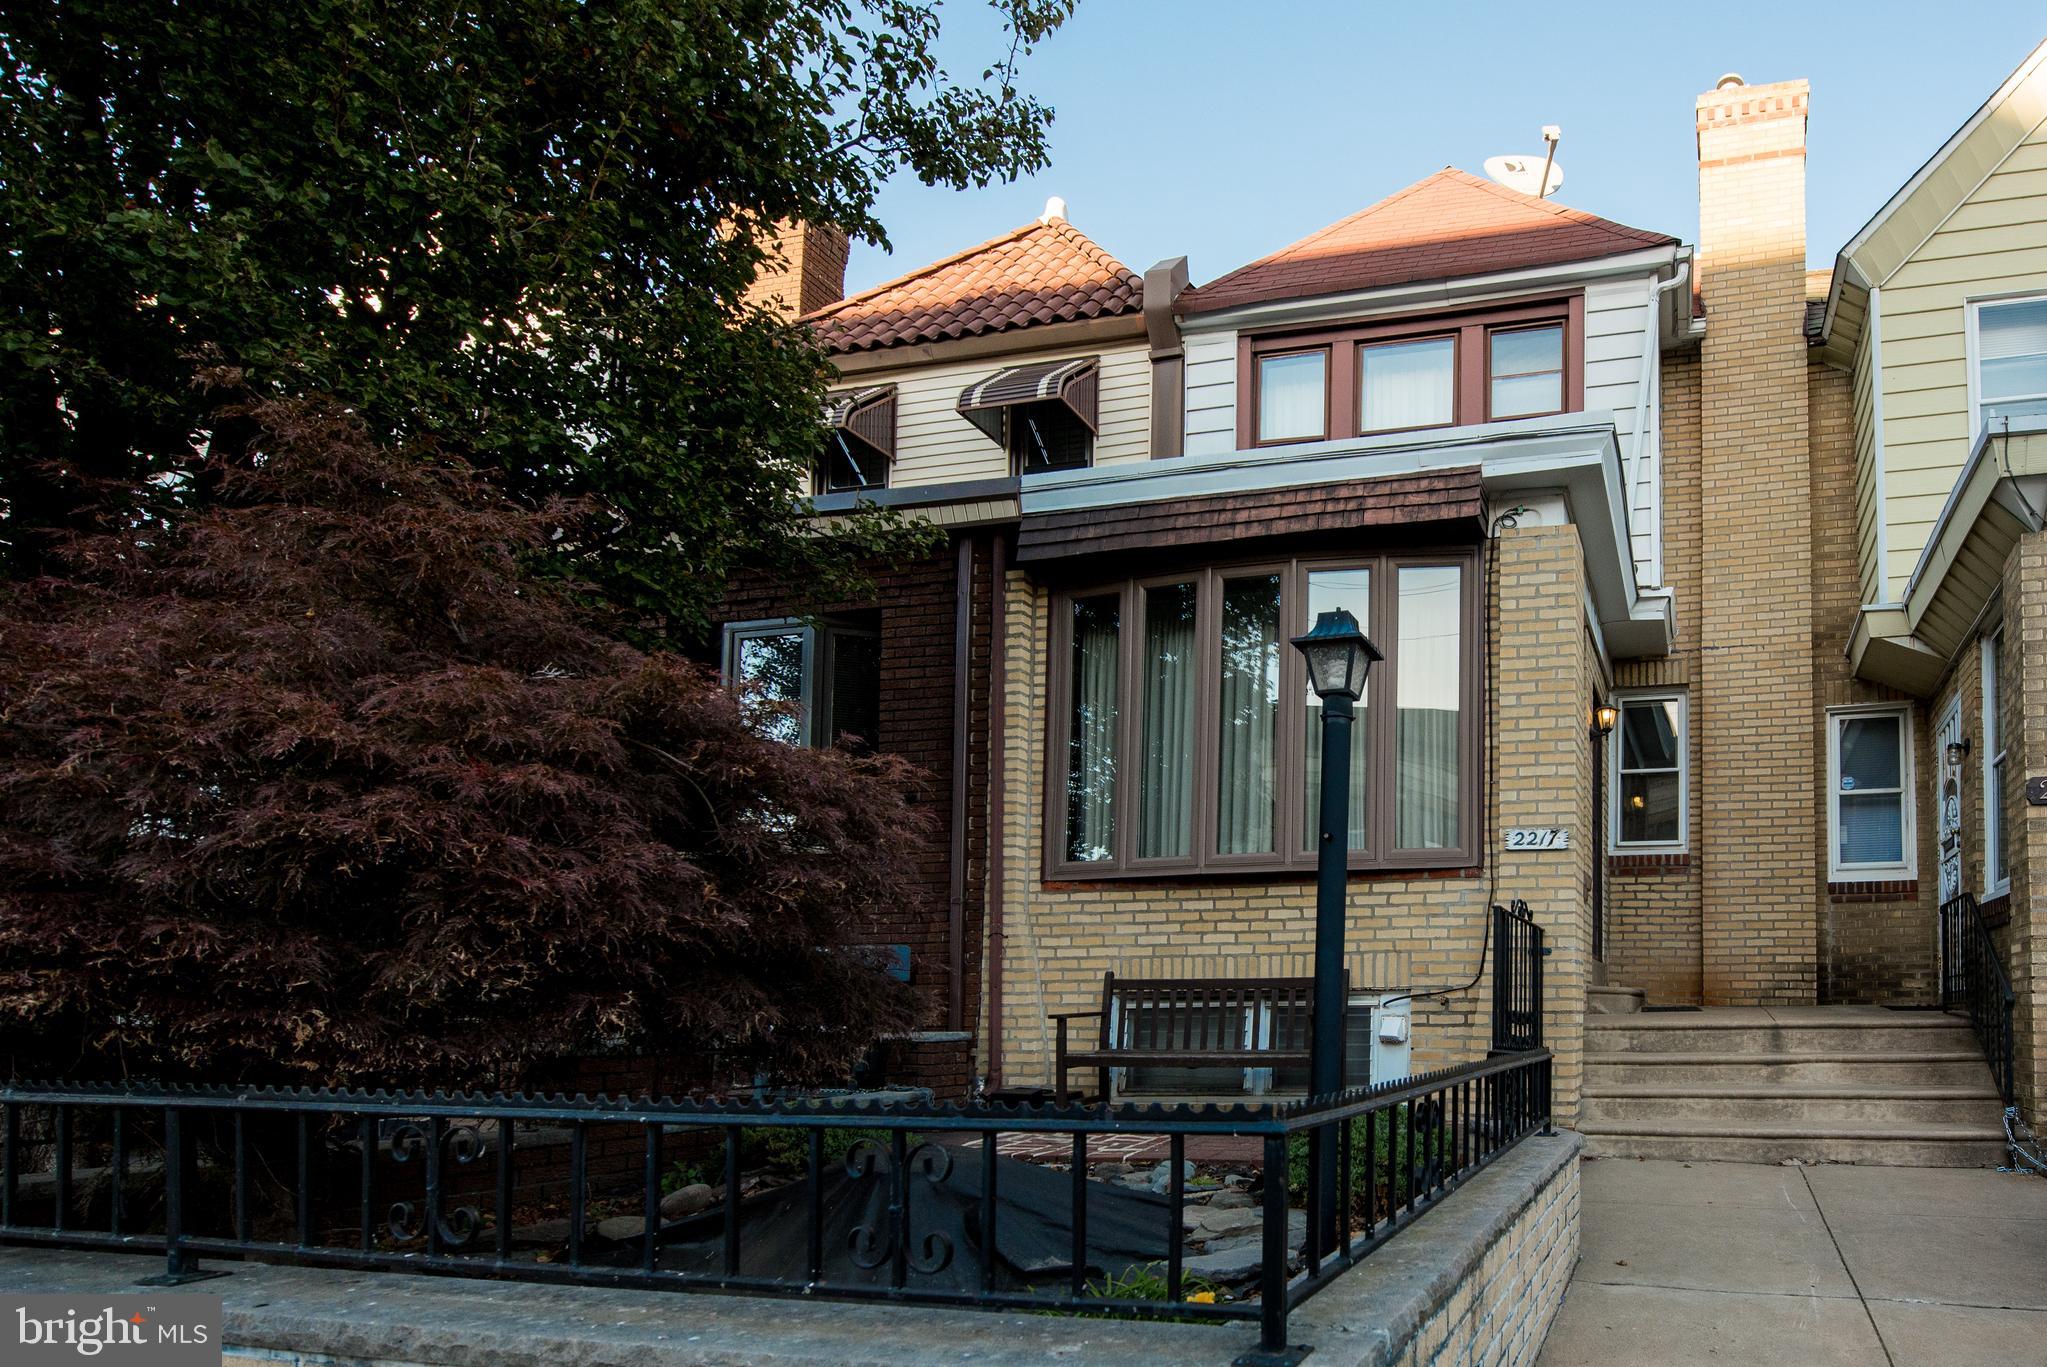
1694,80,1820,1005
714,537,994,1098
742,221,850,320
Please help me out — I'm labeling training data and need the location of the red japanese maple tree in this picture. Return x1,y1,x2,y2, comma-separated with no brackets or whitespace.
0,396,924,1088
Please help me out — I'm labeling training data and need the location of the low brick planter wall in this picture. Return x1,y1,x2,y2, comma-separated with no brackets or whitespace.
0,1131,1582,1366
1288,1129,1581,1366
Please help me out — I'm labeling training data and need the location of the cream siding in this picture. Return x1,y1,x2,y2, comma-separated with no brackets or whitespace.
1181,329,1239,459
845,341,1152,490
1851,318,1883,603
1873,113,2047,593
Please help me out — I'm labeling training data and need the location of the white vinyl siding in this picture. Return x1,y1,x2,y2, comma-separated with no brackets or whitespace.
851,341,1151,489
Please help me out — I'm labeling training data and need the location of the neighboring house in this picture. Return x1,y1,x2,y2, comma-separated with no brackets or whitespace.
721,45,2047,1135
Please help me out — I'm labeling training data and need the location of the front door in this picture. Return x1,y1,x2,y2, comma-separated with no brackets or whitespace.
1937,697,1963,905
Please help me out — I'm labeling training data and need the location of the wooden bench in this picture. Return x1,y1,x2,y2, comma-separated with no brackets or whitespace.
1051,972,1344,1103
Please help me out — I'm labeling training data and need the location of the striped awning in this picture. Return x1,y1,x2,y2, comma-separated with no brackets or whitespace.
822,385,896,461
957,356,1098,444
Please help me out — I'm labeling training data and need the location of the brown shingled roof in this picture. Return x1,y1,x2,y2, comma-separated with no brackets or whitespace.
1181,168,1677,316
802,217,1143,354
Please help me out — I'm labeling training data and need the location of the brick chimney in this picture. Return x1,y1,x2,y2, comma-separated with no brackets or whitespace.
742,221,850,320
1692,75,1817,1005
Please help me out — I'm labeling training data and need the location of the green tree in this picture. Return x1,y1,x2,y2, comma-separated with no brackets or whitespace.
0,0,1074,629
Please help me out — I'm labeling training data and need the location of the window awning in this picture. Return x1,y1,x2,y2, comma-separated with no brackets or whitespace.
822,385,896,461
957,357,1099,444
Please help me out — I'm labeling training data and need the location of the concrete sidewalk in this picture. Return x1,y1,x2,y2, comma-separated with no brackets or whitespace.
1538,1156,2047,1366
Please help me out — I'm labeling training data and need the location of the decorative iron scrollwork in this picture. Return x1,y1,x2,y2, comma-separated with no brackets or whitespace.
844,1137,954,1274
385,1120,486,1248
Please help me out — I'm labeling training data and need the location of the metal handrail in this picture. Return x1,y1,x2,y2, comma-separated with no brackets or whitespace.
1939,892,2017,1105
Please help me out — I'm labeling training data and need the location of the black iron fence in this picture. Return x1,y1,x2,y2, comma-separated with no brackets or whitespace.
1939,892,2016,1104
0,1049,1551,1362
1491,900,1545,1054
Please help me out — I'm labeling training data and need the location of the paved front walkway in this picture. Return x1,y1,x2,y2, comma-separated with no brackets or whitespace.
1538,1156,2047,1365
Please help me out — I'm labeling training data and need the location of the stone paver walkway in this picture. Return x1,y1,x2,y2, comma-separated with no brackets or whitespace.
1538,1156,2047,1366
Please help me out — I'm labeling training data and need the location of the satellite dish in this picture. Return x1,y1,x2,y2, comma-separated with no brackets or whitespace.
1484,154,1564,198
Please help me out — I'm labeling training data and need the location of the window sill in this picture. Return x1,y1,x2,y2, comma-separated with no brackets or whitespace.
1826,878,1919,902
1609,852,1690,874
1042,863,1482,891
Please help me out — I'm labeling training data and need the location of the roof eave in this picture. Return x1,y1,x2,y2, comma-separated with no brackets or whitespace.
1177,245,1683,333
826,312,1146,376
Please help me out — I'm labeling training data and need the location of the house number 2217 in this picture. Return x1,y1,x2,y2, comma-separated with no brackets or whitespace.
1503,828,1570,850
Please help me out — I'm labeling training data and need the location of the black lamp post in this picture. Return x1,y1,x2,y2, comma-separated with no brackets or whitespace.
1291,608,1382,1248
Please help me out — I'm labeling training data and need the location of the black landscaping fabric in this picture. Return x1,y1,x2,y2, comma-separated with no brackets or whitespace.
592,1145,1178,1293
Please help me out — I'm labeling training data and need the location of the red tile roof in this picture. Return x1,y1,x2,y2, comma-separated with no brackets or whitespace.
802,217,1143,354
1181,168,1677,316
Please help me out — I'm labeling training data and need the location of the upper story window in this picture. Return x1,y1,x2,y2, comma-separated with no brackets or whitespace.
722,617,881,751
1826,705,1915,881
819,386,896,495
1241,297,1582,448
1048,550,1479,877
960,356,1099,475
1970,295,2047,433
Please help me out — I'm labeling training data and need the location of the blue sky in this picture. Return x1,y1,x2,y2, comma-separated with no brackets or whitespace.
844,3,2044,296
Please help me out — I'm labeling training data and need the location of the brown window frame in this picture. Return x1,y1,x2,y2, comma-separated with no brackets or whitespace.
1043,548,1483,880
1237,294,1586,449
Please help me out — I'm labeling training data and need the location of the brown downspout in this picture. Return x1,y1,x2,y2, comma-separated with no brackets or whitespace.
1142,256,1190,460
947,533,973,1031
985,530,1009,1088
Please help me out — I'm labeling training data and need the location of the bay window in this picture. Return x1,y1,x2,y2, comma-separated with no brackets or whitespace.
1244,296,1582,447
1048,551,1479,876
1827,706,1915,880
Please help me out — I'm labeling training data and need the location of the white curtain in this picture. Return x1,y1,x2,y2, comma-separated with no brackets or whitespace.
1360,337,1454,431
1138,584,1197,859
1258,352,1326,441
1066,595,1120,862
1302,570,1371,850
1395,567,1461,849
1217,575,1281,854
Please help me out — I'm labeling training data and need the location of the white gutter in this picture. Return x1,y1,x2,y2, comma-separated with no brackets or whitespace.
1022,410,1675,658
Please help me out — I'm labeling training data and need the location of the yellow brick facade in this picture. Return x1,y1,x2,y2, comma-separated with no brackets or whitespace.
985,525,1598,1119
1694,80,1820,1005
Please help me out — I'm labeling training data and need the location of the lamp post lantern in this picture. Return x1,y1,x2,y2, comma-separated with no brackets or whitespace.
1291,608,1382,1249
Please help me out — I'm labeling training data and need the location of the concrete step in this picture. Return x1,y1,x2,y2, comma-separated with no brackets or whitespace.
1582,1083,2005,1126
1584,1018,1977,1055
1578,1117,2009,1167
1586,985,1646,1015
1584,1051,1996,1087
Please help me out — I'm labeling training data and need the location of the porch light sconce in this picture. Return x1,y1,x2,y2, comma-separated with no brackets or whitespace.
1291,608,1383,700
1946,736,1972,767
1593,703,1618,737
